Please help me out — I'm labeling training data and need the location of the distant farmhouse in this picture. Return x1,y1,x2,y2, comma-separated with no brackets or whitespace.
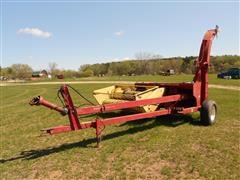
32,70,51,79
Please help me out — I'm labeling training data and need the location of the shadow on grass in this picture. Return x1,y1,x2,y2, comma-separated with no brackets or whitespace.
1,114,202,163
122,114,202,127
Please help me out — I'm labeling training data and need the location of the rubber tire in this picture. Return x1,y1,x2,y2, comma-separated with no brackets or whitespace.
200,100,217,126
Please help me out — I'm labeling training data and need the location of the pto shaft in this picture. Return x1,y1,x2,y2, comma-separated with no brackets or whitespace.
29,96,68,115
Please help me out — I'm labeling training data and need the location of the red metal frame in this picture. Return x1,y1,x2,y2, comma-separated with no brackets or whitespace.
29,27,218,146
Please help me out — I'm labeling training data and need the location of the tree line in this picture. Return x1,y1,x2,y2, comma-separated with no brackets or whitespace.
80,55,240,76
0,55,239,79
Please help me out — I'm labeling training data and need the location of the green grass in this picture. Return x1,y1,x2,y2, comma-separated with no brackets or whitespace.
26,74,240,87
0,83,239,179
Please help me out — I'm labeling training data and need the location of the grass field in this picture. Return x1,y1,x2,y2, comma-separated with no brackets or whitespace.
26,74,240,87
78,74,240,86
0,77,239,179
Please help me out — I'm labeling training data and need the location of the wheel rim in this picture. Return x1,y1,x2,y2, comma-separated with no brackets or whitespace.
210,106,216,122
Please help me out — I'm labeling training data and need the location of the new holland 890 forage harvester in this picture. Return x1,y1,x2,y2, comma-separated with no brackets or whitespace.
30,27,219,147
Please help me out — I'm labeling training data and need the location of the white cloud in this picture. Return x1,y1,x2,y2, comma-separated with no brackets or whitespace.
114,30,125,37
111,57,132,62
17,27,52,38
113,58,120,61
123,57,131,60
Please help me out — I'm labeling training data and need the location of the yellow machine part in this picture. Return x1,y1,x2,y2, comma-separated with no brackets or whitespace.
93,84,165,112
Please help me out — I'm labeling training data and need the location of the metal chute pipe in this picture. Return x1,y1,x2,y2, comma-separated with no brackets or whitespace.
29,96,68,116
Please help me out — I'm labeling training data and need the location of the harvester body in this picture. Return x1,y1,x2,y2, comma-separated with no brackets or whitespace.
30,27,219,146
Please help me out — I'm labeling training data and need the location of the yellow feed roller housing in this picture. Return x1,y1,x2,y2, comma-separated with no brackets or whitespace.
93,84,165,112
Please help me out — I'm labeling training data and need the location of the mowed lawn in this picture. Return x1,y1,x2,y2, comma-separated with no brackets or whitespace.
34,74,240,87
0,78,239,179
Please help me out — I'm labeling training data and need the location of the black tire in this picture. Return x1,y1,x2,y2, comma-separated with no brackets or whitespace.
200,100,217,125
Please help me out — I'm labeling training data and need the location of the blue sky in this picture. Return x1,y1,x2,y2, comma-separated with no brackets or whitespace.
1,1,239,70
